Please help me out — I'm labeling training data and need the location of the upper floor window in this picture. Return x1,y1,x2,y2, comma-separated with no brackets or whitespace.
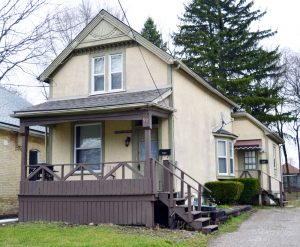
244,151,256,170
91,53,123,94
217,140,234,176
92,56,105,92
110,54,123,91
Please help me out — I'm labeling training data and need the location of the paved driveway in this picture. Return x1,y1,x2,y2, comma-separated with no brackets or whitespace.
210,207,300,247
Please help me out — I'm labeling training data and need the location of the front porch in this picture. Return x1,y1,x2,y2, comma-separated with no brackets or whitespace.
17,106,172,227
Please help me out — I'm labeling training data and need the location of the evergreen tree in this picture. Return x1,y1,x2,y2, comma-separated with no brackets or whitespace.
141,17,167,51
174,0,283,125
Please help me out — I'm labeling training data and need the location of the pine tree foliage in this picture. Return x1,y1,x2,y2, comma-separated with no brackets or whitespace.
141,17,167,51
174,0,283,125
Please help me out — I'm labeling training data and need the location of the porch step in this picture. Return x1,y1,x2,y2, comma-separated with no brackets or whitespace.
202,225,219,234
173,198,186,205
189,217,210,230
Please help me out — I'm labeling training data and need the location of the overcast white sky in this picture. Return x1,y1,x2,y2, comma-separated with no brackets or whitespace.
16,0,300,166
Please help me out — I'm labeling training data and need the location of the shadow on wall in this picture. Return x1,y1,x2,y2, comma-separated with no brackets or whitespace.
0,197,18,216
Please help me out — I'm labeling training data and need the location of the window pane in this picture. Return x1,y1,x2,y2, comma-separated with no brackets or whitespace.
111,73,122,90
76,125,101,148
94,57,104,74
76,148,101,170
229,142,233,157
219,158,227,173
94,75,104,91
111,54,122,72
230,159,234,174
218,141,226,156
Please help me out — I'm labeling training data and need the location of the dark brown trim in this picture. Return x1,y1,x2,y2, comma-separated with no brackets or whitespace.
20,125,29,181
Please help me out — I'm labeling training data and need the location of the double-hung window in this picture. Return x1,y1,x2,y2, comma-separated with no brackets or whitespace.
92,57,105,92
273,144,277,176
244,151,256,170
217,140,227,175
217,140,234,176
91,53,123,93
75,124,102,171
110,54,123,91
229,142,234,175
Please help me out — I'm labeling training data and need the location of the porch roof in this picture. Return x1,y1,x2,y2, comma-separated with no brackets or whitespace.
13,87,172,118
234,139,262,150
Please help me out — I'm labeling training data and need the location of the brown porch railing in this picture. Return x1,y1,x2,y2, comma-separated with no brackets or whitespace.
154,160,212,220
25,161,145,181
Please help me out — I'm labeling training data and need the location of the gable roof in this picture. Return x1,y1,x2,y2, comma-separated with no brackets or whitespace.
38,9,238,108
282,164,299,174
0,87,44,134
232,111,284,144
14,88,172,117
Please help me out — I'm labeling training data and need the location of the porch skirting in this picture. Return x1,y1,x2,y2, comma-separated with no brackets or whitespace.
18,195,155,227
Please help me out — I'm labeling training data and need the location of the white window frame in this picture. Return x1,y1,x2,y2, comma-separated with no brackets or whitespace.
109,53,123,92
217,140,228,175
217,139,235,176
229,141,234,175
74,123,102,172
91,56,105,94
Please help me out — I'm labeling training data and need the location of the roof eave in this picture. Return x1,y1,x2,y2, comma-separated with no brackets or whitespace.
174,60,239,108
232,112,284,144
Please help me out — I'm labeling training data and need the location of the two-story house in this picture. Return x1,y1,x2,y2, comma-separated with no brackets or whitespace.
13,10,283,230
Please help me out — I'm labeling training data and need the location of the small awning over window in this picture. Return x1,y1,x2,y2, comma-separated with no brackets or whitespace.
234,139,262,150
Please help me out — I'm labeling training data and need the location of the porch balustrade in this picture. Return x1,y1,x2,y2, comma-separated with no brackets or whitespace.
25,161,145,182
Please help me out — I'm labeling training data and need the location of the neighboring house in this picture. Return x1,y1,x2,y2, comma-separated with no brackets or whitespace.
282,164,300,192
12,10,284,229
0,87,45,216
232,112,283,199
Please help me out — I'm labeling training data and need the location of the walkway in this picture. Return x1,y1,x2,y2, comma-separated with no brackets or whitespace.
210,207,300,247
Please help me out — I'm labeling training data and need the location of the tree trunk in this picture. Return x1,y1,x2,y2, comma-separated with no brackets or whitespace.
283,144,291,193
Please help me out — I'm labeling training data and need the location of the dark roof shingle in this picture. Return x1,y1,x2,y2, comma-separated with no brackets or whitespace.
15,88,171,114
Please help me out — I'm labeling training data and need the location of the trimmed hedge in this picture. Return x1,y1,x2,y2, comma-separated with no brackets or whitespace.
229,178,260,204
204,181,244,204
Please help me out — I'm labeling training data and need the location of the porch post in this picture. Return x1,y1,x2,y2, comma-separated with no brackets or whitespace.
20,124,29,181
143,112,152,178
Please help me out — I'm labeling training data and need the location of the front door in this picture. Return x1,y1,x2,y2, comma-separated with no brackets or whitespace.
135,128,163,191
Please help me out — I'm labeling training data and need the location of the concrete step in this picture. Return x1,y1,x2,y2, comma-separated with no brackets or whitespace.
202,224,218,234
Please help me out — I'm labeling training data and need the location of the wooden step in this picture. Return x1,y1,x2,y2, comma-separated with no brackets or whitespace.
202,225,218,234
173,198,186,205
189,217,210,230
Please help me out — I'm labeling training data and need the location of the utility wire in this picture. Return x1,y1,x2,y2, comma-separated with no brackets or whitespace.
0,83,49,88
117,0,168,107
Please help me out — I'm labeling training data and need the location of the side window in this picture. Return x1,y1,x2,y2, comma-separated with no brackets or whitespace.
217,140,227,174
92,56,105,93
244,151,256,170
110,54,123,91
273,144,277,176
229,141,234,175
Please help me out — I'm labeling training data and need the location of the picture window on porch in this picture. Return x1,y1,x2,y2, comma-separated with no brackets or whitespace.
244,151,256,170
75,124,102,171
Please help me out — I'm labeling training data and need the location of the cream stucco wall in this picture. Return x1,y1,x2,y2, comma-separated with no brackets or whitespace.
172,69,233,185
50,45,169,100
